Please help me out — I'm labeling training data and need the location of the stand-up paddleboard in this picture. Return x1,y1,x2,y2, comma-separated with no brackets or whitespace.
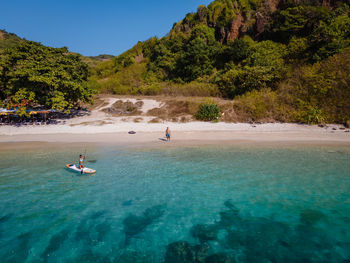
65,164,96,175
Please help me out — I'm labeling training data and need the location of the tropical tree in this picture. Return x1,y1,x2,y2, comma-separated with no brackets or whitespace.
0,41,92,110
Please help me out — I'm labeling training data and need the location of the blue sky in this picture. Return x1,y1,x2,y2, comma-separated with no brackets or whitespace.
1,0,212,56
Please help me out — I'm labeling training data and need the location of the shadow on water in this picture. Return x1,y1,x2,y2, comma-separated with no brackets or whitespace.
122,204,166,247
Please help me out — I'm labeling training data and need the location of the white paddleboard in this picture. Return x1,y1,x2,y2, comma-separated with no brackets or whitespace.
65,164,96,174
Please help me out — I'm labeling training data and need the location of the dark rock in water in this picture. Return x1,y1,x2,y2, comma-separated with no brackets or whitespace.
118,251,151,263
143,204,165,220
41,228,70,260
164,241,196,263
0,213,12,224
75,218,91,242
122,204,165,245
299,209,324,225
164,241,210,263
290,223,343,262
205,253,236,263
225,217,292,262
218,209,241,228
90,210,107,220
163,200,346,263
128,131,136,134
194,243,210,263
345,130,350,133
191,224,218,242
122,200,133,206
123,214,146,237
95,222,111,242
74,248,102,263
333,127,337,130
224,200,239,213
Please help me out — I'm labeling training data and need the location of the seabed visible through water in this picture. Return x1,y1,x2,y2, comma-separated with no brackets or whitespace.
0,144,349,262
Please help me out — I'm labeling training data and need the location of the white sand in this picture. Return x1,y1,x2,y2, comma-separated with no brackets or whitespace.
0,97,349,146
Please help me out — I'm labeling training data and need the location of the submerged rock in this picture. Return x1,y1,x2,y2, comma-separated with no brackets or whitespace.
74,248,102,263
164,241,195,263
164,241,209,263
224,200,239,213
122,204,165,245
90,210,107,220
4,232,32,263
0,213,12,224
205,253,235,263
122,200,133,206
299,209,324,226
41,228,70,260
95,222,111,242
218,200,242,228
191,224,219,243
118,251,151,263
218,209,241,228
162,199,347,263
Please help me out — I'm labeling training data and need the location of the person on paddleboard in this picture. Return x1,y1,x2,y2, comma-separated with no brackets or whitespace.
78,154,85,169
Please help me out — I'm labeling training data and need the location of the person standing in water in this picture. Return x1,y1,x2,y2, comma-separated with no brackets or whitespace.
165,127,171,141
78,154,85,169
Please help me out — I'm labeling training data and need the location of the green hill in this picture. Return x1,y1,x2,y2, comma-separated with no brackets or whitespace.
90,0,350,124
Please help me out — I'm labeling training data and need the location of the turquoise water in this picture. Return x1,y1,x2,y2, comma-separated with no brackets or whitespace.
0,145,349,262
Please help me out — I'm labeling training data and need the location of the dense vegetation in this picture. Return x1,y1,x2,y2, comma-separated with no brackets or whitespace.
0,30,94,113
1,0,349,123
89,0,350,124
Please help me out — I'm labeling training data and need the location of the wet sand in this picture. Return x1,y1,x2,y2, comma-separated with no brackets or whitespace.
1,130,349,152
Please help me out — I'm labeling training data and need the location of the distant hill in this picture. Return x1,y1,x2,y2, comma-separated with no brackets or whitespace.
82,54,115,68
0,29,114,68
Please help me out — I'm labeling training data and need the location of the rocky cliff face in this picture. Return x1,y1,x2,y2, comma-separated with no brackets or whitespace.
227,13,244,42
171,0,348,44
277,0,350,8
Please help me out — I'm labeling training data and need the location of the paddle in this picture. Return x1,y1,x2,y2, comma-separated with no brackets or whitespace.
81,148,87,174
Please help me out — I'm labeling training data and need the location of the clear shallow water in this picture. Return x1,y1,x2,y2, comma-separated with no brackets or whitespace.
0,145,349,263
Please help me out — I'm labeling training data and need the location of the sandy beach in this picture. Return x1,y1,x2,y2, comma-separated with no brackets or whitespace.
1,97,349,149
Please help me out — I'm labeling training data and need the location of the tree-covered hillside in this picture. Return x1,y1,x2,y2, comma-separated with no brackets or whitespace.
0,31,95,113
90,0,350,124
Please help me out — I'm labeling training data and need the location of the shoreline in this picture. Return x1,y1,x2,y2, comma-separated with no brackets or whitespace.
1,128,349,151
2,97,349,149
